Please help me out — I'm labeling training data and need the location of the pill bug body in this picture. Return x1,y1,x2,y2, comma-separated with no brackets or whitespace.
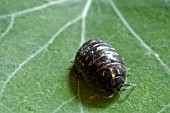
74,39,130,99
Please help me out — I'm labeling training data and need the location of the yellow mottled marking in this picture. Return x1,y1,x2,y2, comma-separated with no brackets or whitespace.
88,61,92,66
111,73,115,78
85,56,88,60
117,69,120,74
103,71,105,76
109,68,115,78
82,63,84,66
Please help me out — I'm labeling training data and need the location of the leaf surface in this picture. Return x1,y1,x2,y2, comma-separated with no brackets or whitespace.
0,0,170,113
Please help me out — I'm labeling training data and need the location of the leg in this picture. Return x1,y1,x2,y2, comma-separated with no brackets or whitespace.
99,90,116,99
69,65,83,83
99,92,115,99
72,72,83,83
120,81,136,91
66,60,75,70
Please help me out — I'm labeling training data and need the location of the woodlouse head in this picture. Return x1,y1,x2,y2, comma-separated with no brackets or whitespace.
110,76,125,90
107,63,127,90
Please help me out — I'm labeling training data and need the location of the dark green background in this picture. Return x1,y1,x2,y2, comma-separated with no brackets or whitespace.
0,0,170,113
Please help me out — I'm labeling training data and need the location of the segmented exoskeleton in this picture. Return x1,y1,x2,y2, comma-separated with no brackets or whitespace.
74,39,134,99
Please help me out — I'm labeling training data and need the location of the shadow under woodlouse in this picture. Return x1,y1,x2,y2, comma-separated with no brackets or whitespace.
68,65,120,108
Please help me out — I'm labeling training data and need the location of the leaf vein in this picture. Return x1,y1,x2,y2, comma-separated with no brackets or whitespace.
52,96,75,113
0,0,70,19
80,0,92,46
0,15,15,40
0,16,81,99
108,0,170,75
157,101,170,113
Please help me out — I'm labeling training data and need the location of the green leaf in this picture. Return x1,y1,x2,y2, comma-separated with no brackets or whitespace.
0,0,170,113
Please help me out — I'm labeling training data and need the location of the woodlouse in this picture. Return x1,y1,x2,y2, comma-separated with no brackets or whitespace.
74,39,135,99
